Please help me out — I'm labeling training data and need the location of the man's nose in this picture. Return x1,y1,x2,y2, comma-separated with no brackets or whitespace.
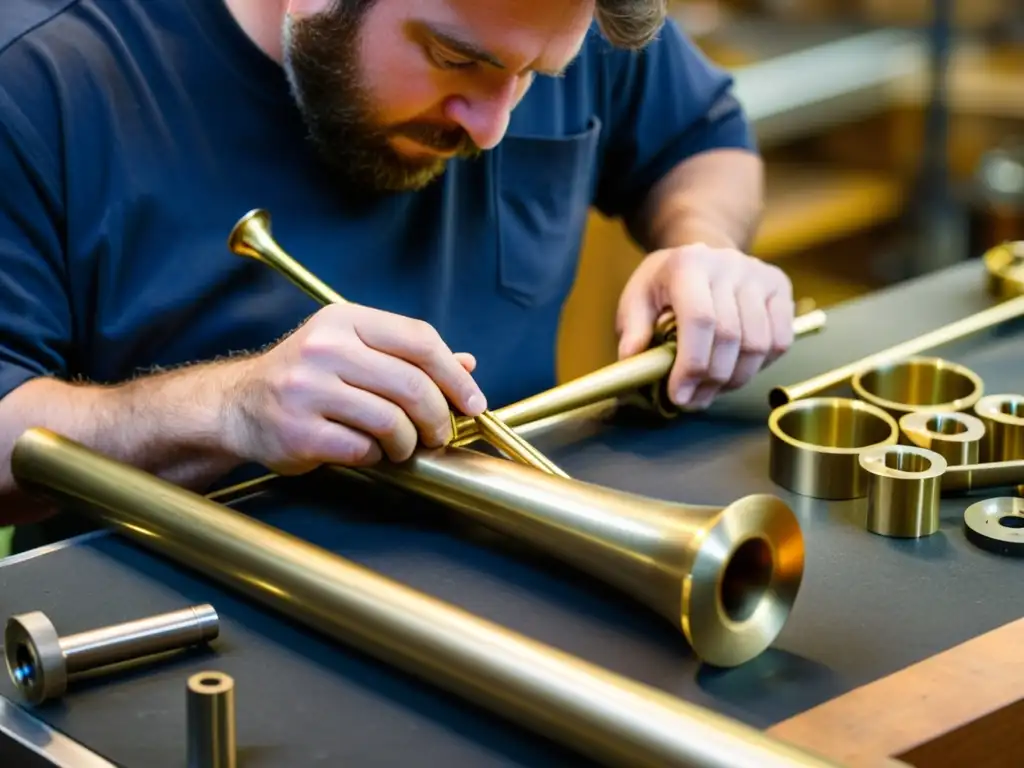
446,77,522,151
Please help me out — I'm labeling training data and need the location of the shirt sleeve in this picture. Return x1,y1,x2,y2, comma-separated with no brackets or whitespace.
592,19,757,220
0,82,73,401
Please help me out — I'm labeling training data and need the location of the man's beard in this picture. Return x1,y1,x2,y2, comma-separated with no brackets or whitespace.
281,5,480,193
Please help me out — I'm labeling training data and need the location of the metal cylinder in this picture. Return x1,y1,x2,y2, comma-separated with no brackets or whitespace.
3,605,219,705
10,428,840,768
942,460,1024,494
859,446,946,538
899,411,984,465
974,394,1024,461
851,357,983,417
187,671,237,768
768,397,899,500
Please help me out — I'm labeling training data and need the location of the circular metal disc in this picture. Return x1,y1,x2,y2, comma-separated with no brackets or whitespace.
964,497,1024,557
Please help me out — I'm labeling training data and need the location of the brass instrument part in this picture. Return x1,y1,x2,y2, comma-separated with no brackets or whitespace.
942,459,1024,494
983,241,1024,299
964,497,1024,557
10,429,834,768
451,306,827,447
768,398,899,500
769,294,1024,408
899,411,984,466
974,394,1024,462
850,357,983,418
228,209,565,477
474,410,569,478
859,445,945,538
187,671,237,768
4,605,219,705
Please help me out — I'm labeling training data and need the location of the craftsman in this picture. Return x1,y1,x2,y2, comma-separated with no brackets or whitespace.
0,0,793,548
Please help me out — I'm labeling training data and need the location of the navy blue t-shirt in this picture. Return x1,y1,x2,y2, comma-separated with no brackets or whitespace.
0,0,754,412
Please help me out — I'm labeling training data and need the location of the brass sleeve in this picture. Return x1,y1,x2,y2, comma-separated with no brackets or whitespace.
851,357,983,417
899,411,985,466
859,446,946,538
974,394,1024,462
187,671,237,768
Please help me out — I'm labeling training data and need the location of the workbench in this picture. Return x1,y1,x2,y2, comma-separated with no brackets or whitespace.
1,258,1022,767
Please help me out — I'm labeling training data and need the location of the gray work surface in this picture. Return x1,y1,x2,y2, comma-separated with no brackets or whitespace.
1,258,1023,768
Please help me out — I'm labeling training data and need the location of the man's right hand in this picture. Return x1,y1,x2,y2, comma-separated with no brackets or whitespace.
223,304,488,475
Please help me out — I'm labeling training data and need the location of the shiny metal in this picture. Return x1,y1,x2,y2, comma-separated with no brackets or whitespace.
187,671,237,768
983,241,1024,299
859,445,945,538
3,605,219,705
899,411,984,466
228,208,560,476
974,394,1024,462
942,460,1024,494
474,410,569,478
0,697,117,767
851,357,983,417
769,294,1024,407
963,497,1024,557
9,429,836,768
452,307,827,446
768,397,899,500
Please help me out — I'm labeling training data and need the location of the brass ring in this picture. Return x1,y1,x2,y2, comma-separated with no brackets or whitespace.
859,445,946,538
768,397,899,500
851,356,983,417
975,394,1024,462
899,411,985,466
983,241,1024,299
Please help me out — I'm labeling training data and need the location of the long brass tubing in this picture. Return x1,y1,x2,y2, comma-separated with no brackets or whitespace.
942,460,1024,494
974,394,1024,462
899,411,985,466
451,308,827,447
228,209,565,477
851,357,983,417
859,445,945,538
769,294,1024,408
10,430,839,768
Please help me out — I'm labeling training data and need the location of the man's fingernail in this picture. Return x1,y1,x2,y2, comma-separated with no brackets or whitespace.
466,394,487,415
673,382,697,405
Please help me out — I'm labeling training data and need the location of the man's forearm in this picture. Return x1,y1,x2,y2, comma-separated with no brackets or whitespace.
0,364,248,524
627,148,765,253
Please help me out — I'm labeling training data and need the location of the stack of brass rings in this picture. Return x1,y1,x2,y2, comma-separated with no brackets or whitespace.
859,445,946,538
974,394,1024,461
899,411,985,466
768,398,899,499
851,356,984,417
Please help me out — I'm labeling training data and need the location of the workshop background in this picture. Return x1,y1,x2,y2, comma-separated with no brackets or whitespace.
1,0,1021,558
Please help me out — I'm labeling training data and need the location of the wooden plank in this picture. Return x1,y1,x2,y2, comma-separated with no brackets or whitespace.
767,618,1024,767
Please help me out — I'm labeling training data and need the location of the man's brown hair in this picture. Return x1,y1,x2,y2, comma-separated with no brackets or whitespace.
595,0,668,49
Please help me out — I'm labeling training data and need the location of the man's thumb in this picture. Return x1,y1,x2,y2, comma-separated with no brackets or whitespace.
616,294,659,360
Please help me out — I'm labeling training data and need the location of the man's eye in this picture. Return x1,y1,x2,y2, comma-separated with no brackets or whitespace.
431,47,475,70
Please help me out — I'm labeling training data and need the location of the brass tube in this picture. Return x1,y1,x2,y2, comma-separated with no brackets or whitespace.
187,671,237,768
942,460,1024,493
474,410,569,477
850,357,983,417
769,294,1024,408
983,241,1024,299
859,446,945,538
11,429,838,768
4,605,220,705
974,394,1024,462
228,209,559,476
452,308,827,446
898,411,985,466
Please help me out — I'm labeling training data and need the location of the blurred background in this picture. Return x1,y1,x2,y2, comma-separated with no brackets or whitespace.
558,0,1024,380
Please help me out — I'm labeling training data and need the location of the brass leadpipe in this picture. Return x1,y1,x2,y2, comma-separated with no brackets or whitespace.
452,308,826,447
228,208,566,478
11,428,833,768
770,293,1024,408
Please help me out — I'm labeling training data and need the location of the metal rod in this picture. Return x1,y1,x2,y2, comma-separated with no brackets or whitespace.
474,411,570,477
228,208,563,476
187,671,237,768
943,460,1024,493
452,309,827,446
4,605,219,705
10,428,838,768
770,295,1024,407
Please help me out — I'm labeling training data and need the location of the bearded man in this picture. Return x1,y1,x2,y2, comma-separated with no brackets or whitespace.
0,0,793,550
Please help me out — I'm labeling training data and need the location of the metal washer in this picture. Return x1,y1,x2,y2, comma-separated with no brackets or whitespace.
963,497,1024,557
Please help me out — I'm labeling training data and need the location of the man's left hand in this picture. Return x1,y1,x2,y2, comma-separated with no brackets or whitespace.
616,242,795,411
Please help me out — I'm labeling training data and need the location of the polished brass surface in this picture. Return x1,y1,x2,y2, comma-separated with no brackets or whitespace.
851,357,983,417
899,411,984,466
474,410,569,477
187,671,237,768
4,605,219,705
983,241,1024,299
942,460,1024,494
769,294,1024,408
963,497,1024,557
451,307,827,446
10,430,836,768
228,208,558,476
768,398,899,500
859,446,945,538
974,394,1024,462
